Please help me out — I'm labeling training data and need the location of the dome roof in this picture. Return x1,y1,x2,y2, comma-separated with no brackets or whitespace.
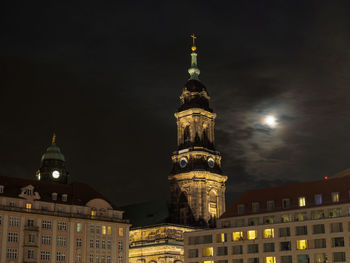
178,80,212,112
41,144,65,162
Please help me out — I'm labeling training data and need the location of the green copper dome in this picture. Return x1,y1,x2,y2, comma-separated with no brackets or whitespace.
41,143,65,162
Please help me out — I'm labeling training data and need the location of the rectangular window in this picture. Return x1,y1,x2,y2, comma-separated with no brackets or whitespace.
248,258,259,263
90,239,94,248
314,194,322,205
247,244,258,253
27,219,34,226
28,250,35,259
251,202,260,212
90,254,94,263
217,246,228,256
96,240,100,248
247,230,257,240
313,224,325,234
314,254,326,263
263,229,274,238
96,226,101,234
263,243,274,252
216,233,227,242
202,247,213,257
331,222,343,233
233,260,243,263
107,226,112,235
8,232,19,243
76,238,82,248
107,256,111,263
280,241,291,251
281,256,292,263
41,235,51,245
42,220,52,229
237,204,245,214
90,225,95,233
9,216,20,227
332,237,345,247
332,192,340,202
329,208,342,218
28,233,35,243
281,214,292,223
232,245,243,255
102,226,107,235
235,219,244,227
333,252,346,262
77,223,82,232
266,200,275,210
57,222,67,231
118,241,123,251
263,216,274,224
265,257,276,263
57,236,66,247
188,249,198,258
295,225,307,235
295,212,307,221
107,240,111,249
56,252,66,262
279,227,290,237
232,231,243,241
119,227,124,236
314,238,326,248
311,210,325,220
40,251,50,261
248,217,259,226
7,248,18,259
298,197,306,207
282,198,290,209
76,254,81,263
296,240,307,250
218,260,228,263
118,255,123,263
102,240,106,249
26,203,32,209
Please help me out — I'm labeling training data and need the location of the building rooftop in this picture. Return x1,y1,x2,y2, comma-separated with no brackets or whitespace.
221,170,350,218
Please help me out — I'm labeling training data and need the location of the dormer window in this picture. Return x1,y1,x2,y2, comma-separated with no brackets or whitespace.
315,194,322,205
237,204,245,215
282,198,290,209
251,202,260,212
62,194,67,202
0,185,4,193
52,193,57,201
332,192,340,203
26,189,33,196
267,200,275,210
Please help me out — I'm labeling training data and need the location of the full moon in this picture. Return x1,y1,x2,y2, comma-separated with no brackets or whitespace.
263,115,277,128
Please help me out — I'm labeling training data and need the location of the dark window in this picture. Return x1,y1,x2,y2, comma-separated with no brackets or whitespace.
331,222,343,233
295,226,307,235
232,245,243,255
279,227,290,237
282,199,290,209
217,246,228,256
247,244,258,253
263,243,274,252
312,224,325,234
233,260,243,263
332,237,345,247
248,258,259,263
188,249,198,258
281,256,292,263
314,238,326,249
333,252,346,262
280,241,291,251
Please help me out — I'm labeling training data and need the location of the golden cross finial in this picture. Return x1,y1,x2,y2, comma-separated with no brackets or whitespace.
190,34,197,51
52,133,56,144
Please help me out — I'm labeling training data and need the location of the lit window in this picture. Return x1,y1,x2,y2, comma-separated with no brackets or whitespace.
281,214,292,223
332,192,340,203
297,240,307,250
26,203,32,209
298,197,306,207
91,209,96,217
76,223,82,233
203,261,213,263
314,194,322,205
217,233,226,242
265,256,276,263
107,226,112,235
232,231,243,241
247,230,257,240
202,247,213,257
119,227,123,237
102,226,106,235
263,229,274,239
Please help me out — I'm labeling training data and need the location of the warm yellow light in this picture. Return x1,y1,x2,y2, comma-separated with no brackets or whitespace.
219,233,225,242
119,227,124,237
265,256,276,263
247,230,257,240
298,197,306,207
263,115,277,128
102,226,106,235
107,226,112,235
91,210,96,216
263,228,274,238
26,203,32,209
232,231,243,241
202,247,213,257
203,261,213,263
297,240,307,250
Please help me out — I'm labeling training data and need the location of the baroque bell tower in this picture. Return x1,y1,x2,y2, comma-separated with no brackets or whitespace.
169,36,227,227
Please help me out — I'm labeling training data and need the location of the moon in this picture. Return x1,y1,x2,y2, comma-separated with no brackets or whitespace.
263,115,277,128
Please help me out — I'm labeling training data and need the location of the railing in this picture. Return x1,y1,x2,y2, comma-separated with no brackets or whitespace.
0,205,129,224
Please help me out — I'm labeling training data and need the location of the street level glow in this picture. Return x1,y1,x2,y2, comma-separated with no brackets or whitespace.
263,115,277,128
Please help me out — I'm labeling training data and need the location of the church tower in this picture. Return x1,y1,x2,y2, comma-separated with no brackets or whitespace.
35,134,69,184
169,36,227,227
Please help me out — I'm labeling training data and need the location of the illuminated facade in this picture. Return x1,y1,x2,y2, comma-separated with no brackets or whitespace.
0,136,130,263
129,37,227,263
184,171,350,263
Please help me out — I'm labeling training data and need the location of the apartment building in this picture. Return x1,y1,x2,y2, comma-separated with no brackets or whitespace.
184,171,350,263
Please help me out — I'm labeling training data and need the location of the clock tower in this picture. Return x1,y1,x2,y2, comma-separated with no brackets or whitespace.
169,37,227,227
35,134,69,184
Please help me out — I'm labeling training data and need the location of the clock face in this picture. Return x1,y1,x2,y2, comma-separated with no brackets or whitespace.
208,158,215,168
180,157,188,168
52,170,60,179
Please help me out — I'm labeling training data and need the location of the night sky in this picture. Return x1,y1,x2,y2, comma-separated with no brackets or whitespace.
1,1,350,207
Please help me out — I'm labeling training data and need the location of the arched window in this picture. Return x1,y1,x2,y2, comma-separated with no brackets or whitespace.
183,126,190,143
208,191,217,218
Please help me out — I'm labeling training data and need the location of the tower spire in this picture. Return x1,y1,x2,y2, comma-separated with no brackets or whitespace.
188,34,200,80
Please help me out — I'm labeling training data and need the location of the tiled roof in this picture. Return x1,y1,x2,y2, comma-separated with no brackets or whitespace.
221,173,350,218
0,175,118,209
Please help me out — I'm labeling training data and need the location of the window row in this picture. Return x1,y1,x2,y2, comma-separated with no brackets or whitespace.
89,239,114,249
89,255,113,263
